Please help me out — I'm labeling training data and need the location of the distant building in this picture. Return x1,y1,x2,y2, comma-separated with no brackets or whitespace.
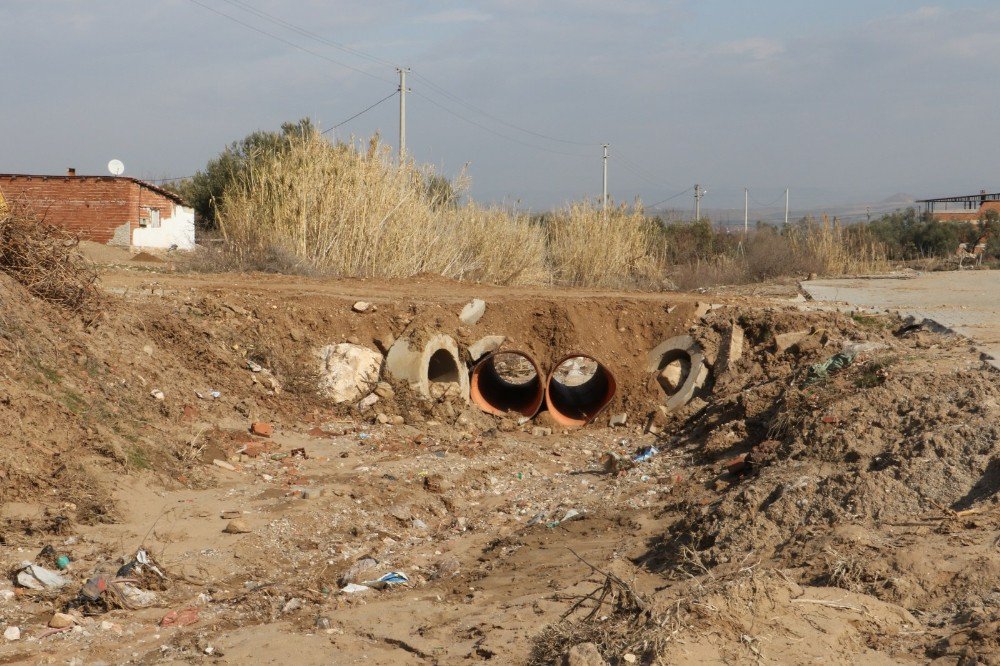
917,190,1000,223
0,169,195,249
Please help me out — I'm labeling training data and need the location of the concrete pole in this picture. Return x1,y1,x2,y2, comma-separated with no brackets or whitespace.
744,187,749,236
784,188,789,225
397,67,409,160
602,144,609,219
694,184,702,221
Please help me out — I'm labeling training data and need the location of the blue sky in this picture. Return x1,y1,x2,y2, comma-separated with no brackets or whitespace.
2,1,999,213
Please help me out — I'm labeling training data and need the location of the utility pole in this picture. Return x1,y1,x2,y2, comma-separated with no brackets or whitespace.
397,67,409,160
602,144,609,219
784,188,789,225
694,184,704,221
744,187,749,236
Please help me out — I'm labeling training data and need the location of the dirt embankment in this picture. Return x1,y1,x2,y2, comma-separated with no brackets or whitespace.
0,265,998,664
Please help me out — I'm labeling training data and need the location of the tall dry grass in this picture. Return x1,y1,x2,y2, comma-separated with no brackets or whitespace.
547,201,666,288
217,133,549,285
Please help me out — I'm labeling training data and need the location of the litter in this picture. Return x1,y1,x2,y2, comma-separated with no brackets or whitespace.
806,351,857,384
600,452,630,474
116,549,166,581
15,562,70,590
339,583,370,594
247,360,263,373
632,446,659,463
150,389,165,400
359,572,409,590
160,607,200,627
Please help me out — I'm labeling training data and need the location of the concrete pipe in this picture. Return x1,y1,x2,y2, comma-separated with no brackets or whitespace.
470,350,545,418
545,354,617,427
385,333,469,401
646,335,708,411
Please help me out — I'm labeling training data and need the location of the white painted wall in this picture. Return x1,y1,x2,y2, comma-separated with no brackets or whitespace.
131,204,196,249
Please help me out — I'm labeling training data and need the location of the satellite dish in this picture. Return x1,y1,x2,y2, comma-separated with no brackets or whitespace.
107,159,125,176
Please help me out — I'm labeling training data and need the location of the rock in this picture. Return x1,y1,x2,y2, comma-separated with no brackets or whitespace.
623,654,638,665
3,626,19,641
376,413,389,424
389,505,411,522
250,421,273,437
467,335,505,362
212,459,237,472
609,412,628,427
531,426,552,437
224,519,251,534
374,334,395,354
289,328,305,342
423,474,450,493
374,382,395,399
774,330,810,353
282,598,302,613
48,612,76,629
431,554,461,580
564,643,607,666
352,301,371,313
315,616,332,630
717,323,745,374
150,389,165,401
389,415,405,426
412,518,428,530
358,393,379,410
0,589,14,603
301,487,323,500
459,298,486,325
338,557,378,586
317,344,383,404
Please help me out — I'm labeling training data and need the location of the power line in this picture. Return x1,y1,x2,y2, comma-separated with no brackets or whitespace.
647,186,694,209
410,90,591,158
185,0,393,83
218,0,397,68
408,71,597,147
322,90,398,134
748,191,787,207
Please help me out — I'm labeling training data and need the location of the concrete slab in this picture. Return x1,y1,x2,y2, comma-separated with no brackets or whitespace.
802,270,1000,369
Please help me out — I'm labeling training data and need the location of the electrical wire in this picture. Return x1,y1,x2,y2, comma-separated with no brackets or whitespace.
185,0,393,83
748,190,787,208
646,186,694,209
411,90,592,157
218,0,397,68
408,71,598,147
322,90,398,134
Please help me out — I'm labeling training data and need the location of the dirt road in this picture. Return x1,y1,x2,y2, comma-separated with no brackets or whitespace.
803,270,1000,368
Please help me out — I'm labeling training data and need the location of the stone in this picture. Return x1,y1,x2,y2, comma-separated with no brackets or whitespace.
717,322,745,374
150,389,165,401
389,505,411,522
389,415,405,426
563,642,606,666
224,519,251,534
459,298,486,325
374,334,395,354
467,335,506,362
212,459,237,472
3,626,19,641
338,557,378,586
317,343,383,404
431,554,461,580
774,330,810,353
301,487,323,500
352,301,371,313
358,393,379,410
374,382,395,398
531,426,552,437
282,598,302,613
609,412,628,427
623,654,638,664
48,612,76,629
250,421,273,437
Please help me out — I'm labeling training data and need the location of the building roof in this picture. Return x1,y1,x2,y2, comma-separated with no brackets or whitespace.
0,173,188,206
916,191,1000,204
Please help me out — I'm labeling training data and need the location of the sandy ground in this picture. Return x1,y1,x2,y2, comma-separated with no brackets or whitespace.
804,270,1000,369
1,261,999,665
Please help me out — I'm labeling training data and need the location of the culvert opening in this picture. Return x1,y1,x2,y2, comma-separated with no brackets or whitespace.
654,349,693,397
470,351,544,418
545,354,617,427
427,348,461,399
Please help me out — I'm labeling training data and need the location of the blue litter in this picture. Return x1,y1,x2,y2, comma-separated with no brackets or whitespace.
633,446,659,463
361,571,410,589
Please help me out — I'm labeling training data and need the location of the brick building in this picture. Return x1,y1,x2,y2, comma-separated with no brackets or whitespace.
918,190,1000,223
0,170,195,249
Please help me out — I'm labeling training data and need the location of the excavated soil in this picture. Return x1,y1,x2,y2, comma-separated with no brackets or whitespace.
0,264,997,665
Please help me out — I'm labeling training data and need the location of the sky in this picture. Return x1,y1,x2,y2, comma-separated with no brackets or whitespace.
2,0,999,213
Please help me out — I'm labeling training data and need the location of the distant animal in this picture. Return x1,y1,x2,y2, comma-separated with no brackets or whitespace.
957,232,989,267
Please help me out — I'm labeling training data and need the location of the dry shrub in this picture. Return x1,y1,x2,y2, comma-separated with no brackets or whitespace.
790,215,888,276
216,132,548,285
547,201,665,288
0,203,98,310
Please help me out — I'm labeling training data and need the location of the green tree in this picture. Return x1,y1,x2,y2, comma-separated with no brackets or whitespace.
172,118,318,228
